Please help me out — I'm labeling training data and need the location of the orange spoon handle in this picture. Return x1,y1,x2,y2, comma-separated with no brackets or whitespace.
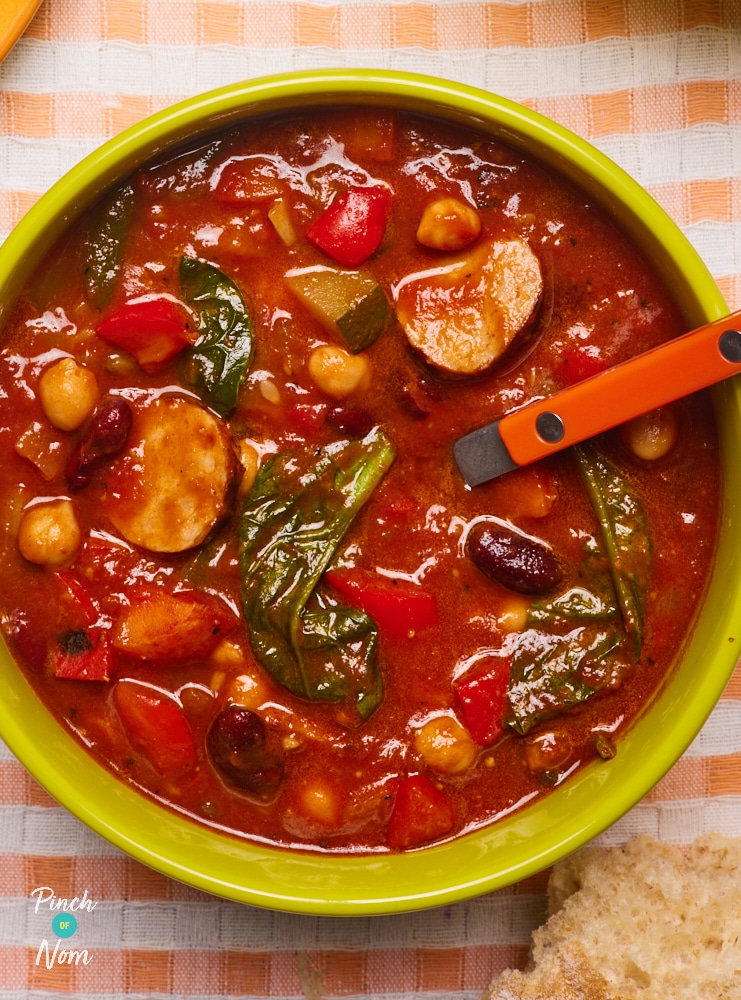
498,310,741,467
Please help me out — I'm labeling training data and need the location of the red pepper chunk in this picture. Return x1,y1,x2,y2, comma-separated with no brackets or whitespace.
114,679,198,777
55,569,100,627
51,570,112,681
96,297,197,372
212,158,286,204
53,628,112,682
387,774,455,850
285,400,328,437
455,658,511,746
324,567,439,642
307,185,392,267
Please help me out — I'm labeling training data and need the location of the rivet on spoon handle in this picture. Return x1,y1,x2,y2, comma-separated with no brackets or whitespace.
454,309,741,487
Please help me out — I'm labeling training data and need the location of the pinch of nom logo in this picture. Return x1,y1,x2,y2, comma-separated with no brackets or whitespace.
30,886,97,968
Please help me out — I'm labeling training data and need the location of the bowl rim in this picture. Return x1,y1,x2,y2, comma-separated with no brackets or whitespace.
0,68,737,915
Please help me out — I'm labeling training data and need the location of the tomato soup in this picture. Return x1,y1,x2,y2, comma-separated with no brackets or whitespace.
0,109,719,853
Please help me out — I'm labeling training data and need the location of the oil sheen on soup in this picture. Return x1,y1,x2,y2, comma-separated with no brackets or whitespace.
0,108,719,853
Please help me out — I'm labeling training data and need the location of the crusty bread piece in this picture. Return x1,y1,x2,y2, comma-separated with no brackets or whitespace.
487,834,741,1000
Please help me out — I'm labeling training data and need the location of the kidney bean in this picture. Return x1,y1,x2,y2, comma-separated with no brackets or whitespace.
66,397,132,490
398,386,433,419
467,520,562,595
207,705,284,802
397,375,441,419
325,405,375,437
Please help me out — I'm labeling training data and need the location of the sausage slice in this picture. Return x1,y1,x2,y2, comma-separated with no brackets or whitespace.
395,237,542,377
103,396,234,553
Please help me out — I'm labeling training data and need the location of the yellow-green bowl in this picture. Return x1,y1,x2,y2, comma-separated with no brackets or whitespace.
0,70,738,915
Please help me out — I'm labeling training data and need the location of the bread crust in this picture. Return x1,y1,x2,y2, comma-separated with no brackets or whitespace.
486,834,741,1000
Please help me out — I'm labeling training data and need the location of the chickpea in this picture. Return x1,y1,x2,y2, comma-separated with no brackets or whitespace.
299,781,342,827
38,358,100,431
524,729,573,775
496,594,530,633
308,345,371,400
227,671,272,711
416,197,482,251
17,499,81,567
622,406,678,462
413,715,477,775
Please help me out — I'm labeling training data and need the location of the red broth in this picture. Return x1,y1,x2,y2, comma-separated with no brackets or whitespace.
0,109,719,853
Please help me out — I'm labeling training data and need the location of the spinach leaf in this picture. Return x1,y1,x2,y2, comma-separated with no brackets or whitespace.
300,602,382,722
144,137,226,199
528,585,619,626
509,449,648,732
574,443,651,654
180,256,254,417
507,625,626,734
81,183,135,309
239,427,396,724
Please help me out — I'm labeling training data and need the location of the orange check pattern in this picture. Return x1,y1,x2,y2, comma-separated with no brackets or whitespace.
0,0,740,996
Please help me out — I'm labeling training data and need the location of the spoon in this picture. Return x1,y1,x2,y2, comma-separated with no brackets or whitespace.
453,309,741,487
